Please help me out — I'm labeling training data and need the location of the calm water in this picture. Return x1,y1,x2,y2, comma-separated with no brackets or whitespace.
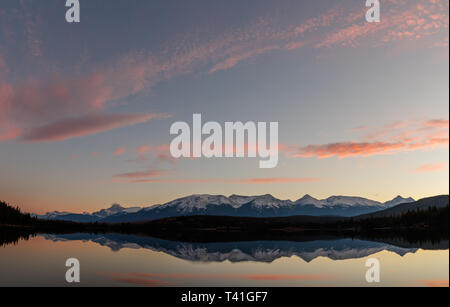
0,233,448,287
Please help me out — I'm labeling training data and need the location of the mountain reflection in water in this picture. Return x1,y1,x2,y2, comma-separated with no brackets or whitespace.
41,233,449,263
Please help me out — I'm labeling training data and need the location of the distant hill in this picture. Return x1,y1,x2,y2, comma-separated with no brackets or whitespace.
35,194,415,223
356,195,449,220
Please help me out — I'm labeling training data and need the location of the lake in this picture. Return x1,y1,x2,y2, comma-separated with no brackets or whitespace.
0,233,448,287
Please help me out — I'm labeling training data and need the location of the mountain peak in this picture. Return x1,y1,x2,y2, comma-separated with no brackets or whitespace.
298,194,316,201
384,196,415,207
109,203,124,210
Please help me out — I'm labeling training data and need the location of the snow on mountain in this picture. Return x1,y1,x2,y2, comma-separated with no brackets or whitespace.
36,211,72,219
155,194,233,213
294,195,382,208
229,195,257,207
383,195,415,207
36,204,142,221
35,194,417,222
323,196,382,207
92,204,142,219
246,194,292,208
295,194,325,208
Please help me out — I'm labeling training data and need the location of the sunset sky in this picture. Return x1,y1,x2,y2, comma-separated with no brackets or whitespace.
0,0,448,214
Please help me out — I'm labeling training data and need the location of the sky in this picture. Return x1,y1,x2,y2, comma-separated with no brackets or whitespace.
0,0,448,214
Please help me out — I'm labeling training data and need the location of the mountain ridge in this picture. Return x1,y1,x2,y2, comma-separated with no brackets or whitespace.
35,194,416,222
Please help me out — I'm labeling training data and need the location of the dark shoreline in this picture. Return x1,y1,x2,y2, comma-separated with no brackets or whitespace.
1,199,448,247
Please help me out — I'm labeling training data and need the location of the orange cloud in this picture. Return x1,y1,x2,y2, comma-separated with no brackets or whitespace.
291,141,405,158
136,145,151,155
105,272,331,282
414,162,447,173
241,274,329,281
420,279,449,287
114,147,126,155
1,0,447,145
424,119,449,129
318,0,449,48
127,177,321,184
286,118,449,159
108,273,173,287
114,169,169,179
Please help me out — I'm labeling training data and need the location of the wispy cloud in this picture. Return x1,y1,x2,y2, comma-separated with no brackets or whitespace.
113,147,126,156
0,0,447,144
419,279,449,287
114,169,169,179
126,177,322,185
103,271,331,287
414,162,447,173
19,113,169,142
285,118,449,159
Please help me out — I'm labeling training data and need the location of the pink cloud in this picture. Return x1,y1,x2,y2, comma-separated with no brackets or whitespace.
285,118,449,159
317,0,449,48
114,147,126,155
20,113,169,142
419,279,449,287
1,0,447,145
127,177,322,184
129,144,177,164
209,45,280,73
114,169,169,179
290,141,406,158
136,145,151,155
414,162,447,173
424,119,449,129
104,272,331,282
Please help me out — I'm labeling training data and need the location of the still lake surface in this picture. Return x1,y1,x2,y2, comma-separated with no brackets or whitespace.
0,233,448,287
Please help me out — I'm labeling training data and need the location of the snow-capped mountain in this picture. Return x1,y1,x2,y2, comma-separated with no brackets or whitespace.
36,204,142,223
294,195,383,208
383,195,415,207
92,204,142,219
35,194,416,223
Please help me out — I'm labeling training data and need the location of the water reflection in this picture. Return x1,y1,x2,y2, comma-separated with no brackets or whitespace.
41,233,448,263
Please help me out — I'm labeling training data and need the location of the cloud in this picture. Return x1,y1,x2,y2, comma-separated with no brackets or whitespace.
290,141,405,158
424,119,449,129
414,162,447,173
286,118,449,159
317,0,449,48
1,0,447,144
136,145,151,155
209,45,280,73
128,144,177,164
104,272,331,284
114,169,169,179
19,113,169,142
419,279,449,287
127,177,322,184
114,147,126,155
109,275,173,287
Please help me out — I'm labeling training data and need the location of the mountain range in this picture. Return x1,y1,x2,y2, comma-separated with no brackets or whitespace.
35,194,415,223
